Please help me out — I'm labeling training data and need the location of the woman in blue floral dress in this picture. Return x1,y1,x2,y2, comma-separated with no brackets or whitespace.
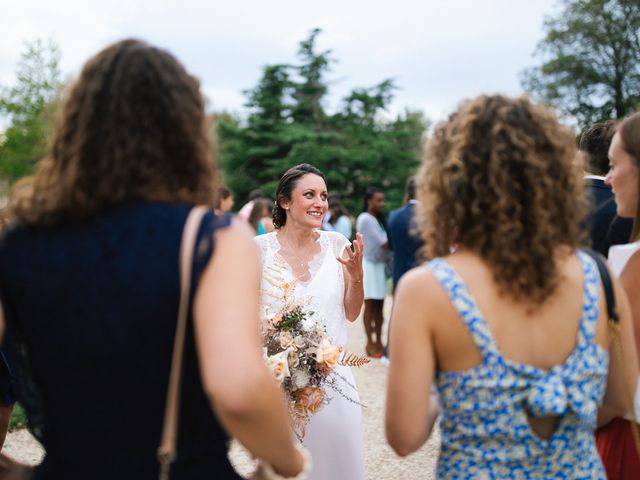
385,95,639,479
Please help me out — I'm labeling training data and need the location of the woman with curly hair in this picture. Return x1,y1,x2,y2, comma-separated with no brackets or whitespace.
0,40,307,479
385,95,638,478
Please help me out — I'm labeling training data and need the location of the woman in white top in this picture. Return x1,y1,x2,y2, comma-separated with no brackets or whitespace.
356,188,389,357
597,111,640,477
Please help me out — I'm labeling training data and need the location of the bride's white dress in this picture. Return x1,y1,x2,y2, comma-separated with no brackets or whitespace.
255,230,365,480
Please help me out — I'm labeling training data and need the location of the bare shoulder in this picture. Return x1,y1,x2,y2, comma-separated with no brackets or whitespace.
621,248,640,290
624,249,640,274
394,263,446,310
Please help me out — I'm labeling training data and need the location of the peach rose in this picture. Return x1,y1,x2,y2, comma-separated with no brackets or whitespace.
266,351,290,383
315,339,340,369
295,386,325,415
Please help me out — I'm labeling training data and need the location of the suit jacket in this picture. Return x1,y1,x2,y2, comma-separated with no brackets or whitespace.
388,202,423,289
584,177,633,257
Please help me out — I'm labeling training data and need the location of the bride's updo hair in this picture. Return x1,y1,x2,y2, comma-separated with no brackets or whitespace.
273,163,327,229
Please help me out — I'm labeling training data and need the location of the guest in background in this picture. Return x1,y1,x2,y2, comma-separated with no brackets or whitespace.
382,177,423,364
386,95,638,478
387,177,423,290
580,121,633,256
596,111,640,479
356,187,388,358
249,198,275,235
238,189,266,222
0,39,307,480
324,195,353,239
214,186,234,215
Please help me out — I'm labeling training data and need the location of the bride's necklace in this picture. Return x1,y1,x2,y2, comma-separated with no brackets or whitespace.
279,233,315,269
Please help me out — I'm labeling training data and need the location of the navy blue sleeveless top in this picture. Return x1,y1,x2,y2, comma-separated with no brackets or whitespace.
0,201,240,480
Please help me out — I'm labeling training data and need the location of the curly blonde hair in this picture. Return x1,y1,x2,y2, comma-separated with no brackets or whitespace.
417,95,586,304
9,39,217,226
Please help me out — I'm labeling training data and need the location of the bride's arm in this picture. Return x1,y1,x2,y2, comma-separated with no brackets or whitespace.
385,267,439,457
338,233,364,321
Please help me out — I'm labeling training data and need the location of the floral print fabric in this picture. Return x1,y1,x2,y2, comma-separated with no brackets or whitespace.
428,251,608,479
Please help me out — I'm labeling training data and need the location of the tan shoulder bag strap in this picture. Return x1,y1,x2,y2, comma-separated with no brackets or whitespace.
158,206,209,480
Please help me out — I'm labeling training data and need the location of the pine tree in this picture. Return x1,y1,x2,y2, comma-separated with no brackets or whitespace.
217,29,427,214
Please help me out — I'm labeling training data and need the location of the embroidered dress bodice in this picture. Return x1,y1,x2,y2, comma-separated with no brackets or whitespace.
429,251,608,479
256,231,350,345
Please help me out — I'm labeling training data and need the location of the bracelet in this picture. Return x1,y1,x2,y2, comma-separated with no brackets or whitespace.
351,276,362,284
259,444,312,480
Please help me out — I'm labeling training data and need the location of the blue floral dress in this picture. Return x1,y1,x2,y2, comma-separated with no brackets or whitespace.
429,251,608,479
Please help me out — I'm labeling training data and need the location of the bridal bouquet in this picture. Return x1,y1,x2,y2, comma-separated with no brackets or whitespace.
261,283,368,438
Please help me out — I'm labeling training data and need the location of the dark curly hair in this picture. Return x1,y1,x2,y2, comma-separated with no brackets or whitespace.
617,112,640,241
9,39,217,225
417,95,586,305
272,164,326,229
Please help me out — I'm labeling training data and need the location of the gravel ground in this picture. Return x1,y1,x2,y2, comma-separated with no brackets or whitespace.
3,296,439,479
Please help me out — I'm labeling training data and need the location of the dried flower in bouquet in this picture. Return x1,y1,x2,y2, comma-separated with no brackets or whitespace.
260,281,369,439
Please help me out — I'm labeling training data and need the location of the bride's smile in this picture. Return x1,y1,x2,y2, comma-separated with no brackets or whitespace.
279,173,329,230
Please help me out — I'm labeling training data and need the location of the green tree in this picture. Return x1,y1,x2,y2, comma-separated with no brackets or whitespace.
522,0,640,129
217,29,427,216
291,28,332,127
0,38,62,184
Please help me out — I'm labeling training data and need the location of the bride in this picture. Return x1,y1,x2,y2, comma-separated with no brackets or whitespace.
255,163,365,480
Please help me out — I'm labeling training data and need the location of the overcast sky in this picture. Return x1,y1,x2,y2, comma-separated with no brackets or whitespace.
1,0,559,123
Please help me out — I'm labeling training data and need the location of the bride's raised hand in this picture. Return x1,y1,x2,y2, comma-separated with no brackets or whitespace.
337,232,364,283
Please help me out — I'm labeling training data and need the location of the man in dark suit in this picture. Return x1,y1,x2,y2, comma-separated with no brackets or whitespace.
382,177,423,365
388,177,423,290
580,122,633,257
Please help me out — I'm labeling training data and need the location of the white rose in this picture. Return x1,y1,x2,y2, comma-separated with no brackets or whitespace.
266,351,291,383
300,316,316,332
292,369,311,389
293,335,306,350
279,331,294,349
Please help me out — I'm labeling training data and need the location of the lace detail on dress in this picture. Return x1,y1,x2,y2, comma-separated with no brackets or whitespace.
256,231,350,344
257,232,323,284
